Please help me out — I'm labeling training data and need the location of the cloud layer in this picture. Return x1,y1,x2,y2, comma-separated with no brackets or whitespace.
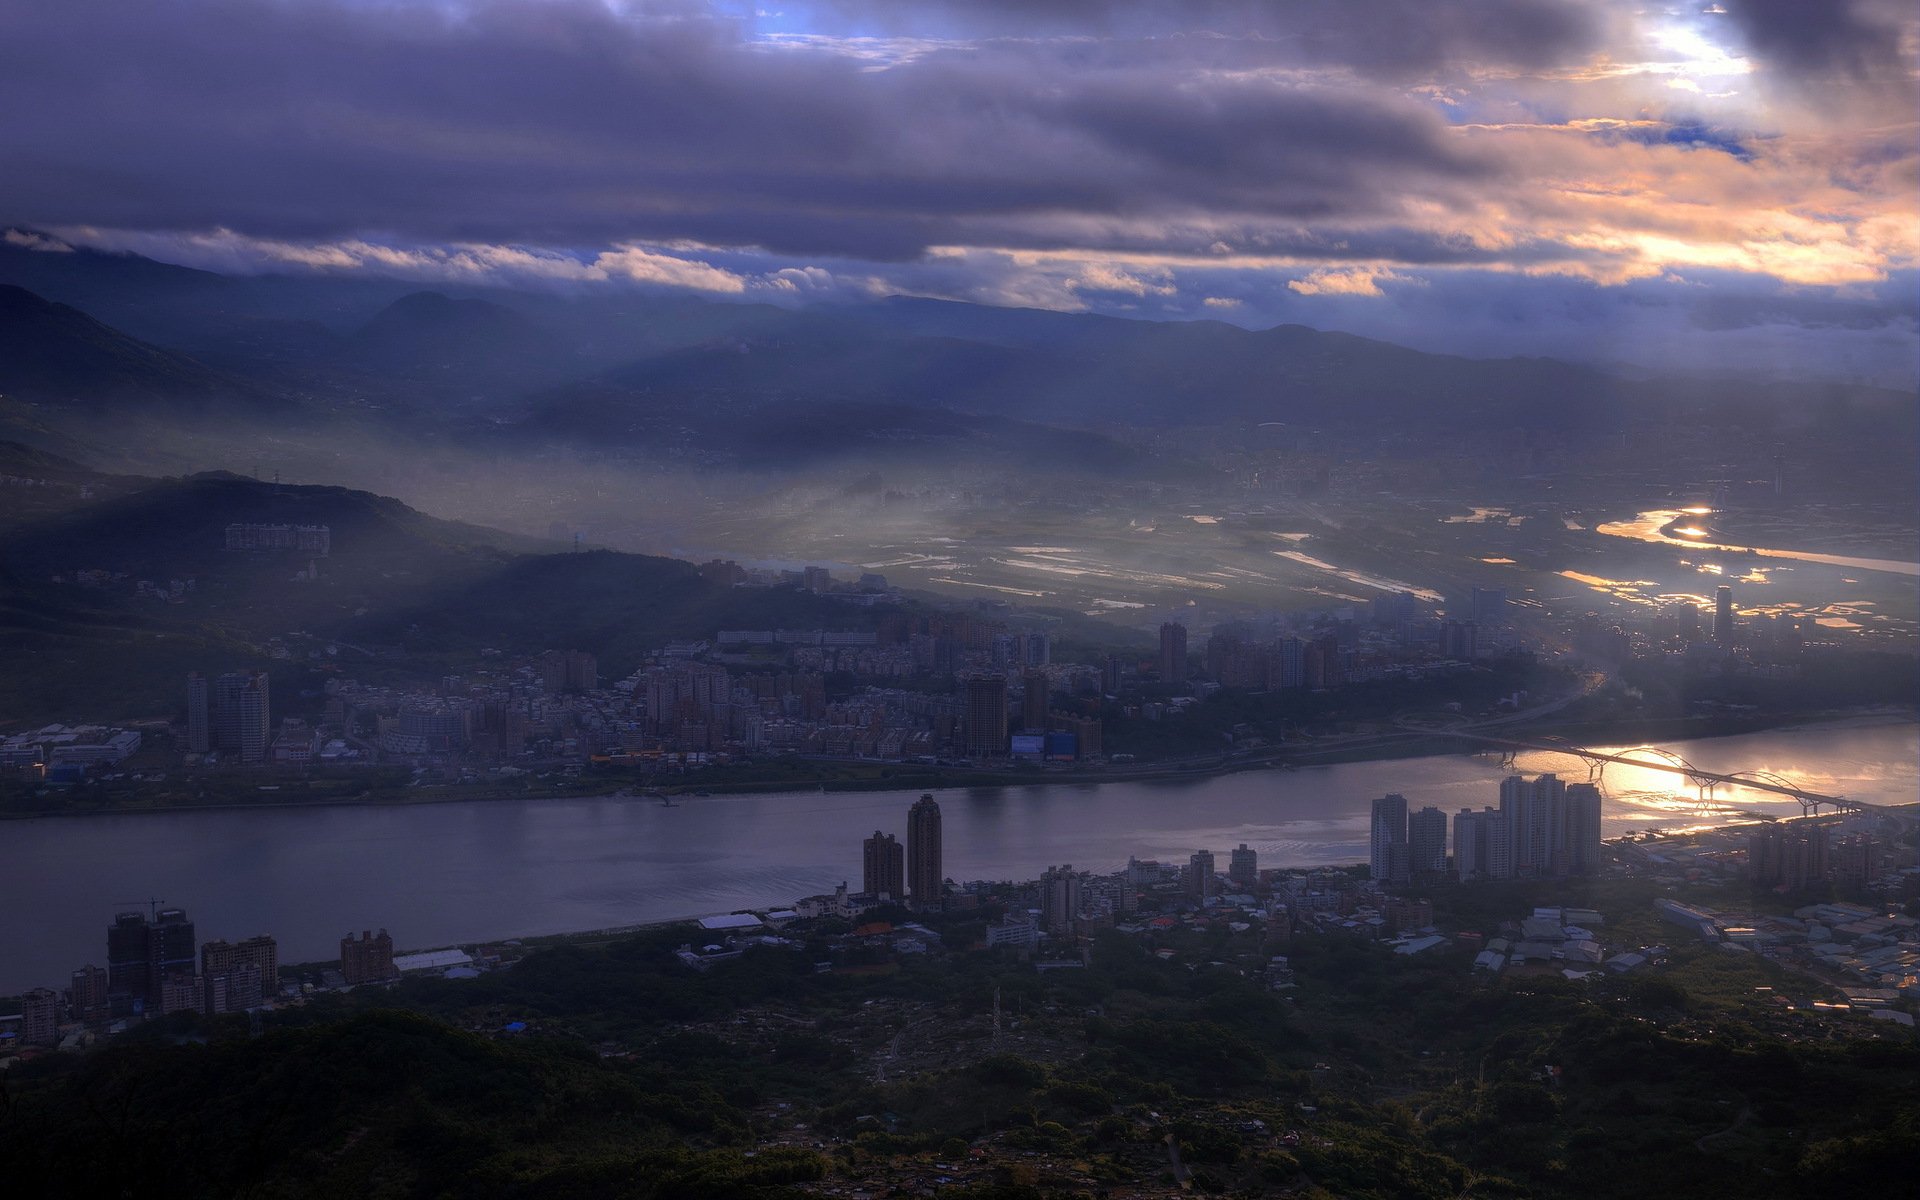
0,0,1914,382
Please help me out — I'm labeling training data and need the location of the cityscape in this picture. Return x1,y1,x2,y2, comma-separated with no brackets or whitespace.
2,1,1916,1196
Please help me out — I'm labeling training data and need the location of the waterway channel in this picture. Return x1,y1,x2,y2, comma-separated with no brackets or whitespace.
3,718,1912,993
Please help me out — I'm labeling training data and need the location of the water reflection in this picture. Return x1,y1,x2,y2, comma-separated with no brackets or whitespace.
1,720,1912,991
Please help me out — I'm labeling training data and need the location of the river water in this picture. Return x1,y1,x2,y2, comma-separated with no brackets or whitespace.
1595,509,1920,578
4,718,1913,994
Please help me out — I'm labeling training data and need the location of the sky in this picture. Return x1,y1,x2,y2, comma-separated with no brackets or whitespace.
2,0,1916,385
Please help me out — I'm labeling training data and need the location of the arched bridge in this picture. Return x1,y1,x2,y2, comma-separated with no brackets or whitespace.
1443,733,1901,821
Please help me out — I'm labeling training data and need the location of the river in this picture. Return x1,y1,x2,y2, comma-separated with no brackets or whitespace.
1595,509,1920,578
4,718,1913,994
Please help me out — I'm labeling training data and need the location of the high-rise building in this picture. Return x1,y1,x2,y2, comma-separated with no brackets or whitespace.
21,988,61,1047
1188,849,1217,899
203,962,264,1015
1409,807,1448,878
1021,669,1051,732
1228,843,1258,888
214,671,270,763
1566,783,1603,875
340,929,398,985
906,794,943,908
862,830,905,901
158,971,202,1015
1039,864,1083,934
1749,824,1829,892
1499,773,1572,878
1453,807,1510,881
1497,775,1534,877
1100,654,1123,695
961,674,1008,758
1276,637,1305,689
146,908,197,1008
1370,794,1410,885
1834,834,1880,893
1534,773,1568,876
1441,620,1478,661
107,912,152,1010
1469,586,1508,625
1714,585,1735,644
185,672,210,754
1022,632,1051,667
1482,774,1597,880
540,650,598,693
202,935,278,1004
1158,623,1188,685
69,964,110,1023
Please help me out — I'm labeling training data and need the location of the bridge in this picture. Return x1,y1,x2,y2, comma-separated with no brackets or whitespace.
1438,732,1902,821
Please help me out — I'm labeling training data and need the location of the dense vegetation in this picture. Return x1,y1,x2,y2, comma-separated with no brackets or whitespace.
8,882,1915,1198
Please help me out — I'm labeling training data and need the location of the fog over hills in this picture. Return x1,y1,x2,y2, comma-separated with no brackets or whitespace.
0,455,895,719
5,240,1911,439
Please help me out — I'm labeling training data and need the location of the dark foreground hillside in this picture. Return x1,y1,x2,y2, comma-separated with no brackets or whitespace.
8,882,1916,1199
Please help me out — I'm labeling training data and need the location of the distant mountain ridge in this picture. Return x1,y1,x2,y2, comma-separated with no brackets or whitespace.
2,240,1911,453
0,284,277,410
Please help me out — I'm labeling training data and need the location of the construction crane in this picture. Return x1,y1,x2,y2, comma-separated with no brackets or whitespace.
114,897,166,920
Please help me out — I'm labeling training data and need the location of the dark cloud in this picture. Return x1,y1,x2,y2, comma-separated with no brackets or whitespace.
1688,288,1919,333
0,0,1493,259
0,0,1908,387
801,1,1614,76
1725,0,1913,85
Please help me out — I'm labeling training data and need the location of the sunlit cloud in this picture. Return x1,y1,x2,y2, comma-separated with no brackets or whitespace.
1288,267,1421,297
0,0,1912,383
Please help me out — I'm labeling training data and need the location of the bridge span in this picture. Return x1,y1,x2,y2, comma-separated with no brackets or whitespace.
1438,732,1903,820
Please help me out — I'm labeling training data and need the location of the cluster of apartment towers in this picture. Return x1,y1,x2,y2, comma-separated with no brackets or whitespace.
860,795,944,905
1371,773,1605,885
184,670,270,763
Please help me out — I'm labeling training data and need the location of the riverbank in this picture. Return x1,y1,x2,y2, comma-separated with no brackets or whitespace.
4,706,1911,821
6,718,1913,994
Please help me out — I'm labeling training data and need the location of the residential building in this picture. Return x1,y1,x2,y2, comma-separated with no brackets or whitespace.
204,963,264,1015
201,935,278,1001
1497,773,1584,879
213,671,270,764
1021,669,1050,732
1566,783,1603,875
1039,865,1083,935
146,909,197,1009
1834,834,1880,893
907,794,943,908
68,964,109,1024
340,929,398,985
961,673,1008,758
185,671,209,754
1749,824,1829,891
862,830,905,902
107,912,152,1010
158,971,202,1015
21,988,60,1047
1454,807,1511,881
1370,793,1410,885
1158,622,1188,685
1188,849,1217,900
1228,843,1258,888
1409,806,1448,879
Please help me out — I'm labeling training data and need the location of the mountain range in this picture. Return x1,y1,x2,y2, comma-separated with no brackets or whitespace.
1,232,1912,484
